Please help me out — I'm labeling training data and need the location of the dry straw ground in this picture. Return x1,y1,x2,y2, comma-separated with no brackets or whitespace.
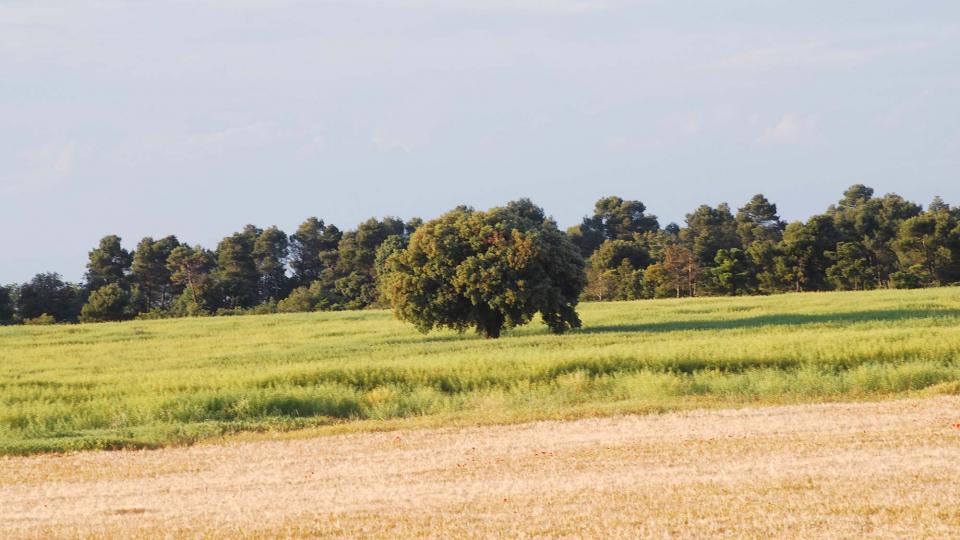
4,395,960,539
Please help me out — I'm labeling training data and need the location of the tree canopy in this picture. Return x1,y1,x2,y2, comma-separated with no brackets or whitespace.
85,235,132,290
2,185,959,326
381,200,586,338
80,283,140,323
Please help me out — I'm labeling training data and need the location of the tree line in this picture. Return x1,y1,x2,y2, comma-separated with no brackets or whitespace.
0,184,957,326
572,185,959,301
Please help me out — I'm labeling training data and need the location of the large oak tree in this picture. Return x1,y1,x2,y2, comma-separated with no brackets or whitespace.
381,200,587,338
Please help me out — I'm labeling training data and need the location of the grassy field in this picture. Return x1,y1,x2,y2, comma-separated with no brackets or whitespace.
2,288,960,455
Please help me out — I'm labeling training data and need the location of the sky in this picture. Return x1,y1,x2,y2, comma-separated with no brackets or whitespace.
2,0,959,283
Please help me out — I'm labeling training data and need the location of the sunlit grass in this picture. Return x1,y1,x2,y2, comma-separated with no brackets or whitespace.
2,288,960,454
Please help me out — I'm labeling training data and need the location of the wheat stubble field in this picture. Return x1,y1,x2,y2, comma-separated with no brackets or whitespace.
3,396,960,538
4,288,960,537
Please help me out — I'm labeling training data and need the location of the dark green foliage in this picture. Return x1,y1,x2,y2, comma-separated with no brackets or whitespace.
569,196,659,256
929,196,950,213
589,239,651,272
710,248,754,295
780,215,839,291
404,217,424,235
167,245,218,312
169,288,208,317
0,285,14,325
6,186,960,325
838,184,875,209
382,200,587,338
16,273,84,323
253,226,290,301
890,265,927,289
894,209,960,286
736,194,784,245
569,185,951,299
289,218,341,285
132,236,182,310
826,242,875,291
336,217,407,276
746,241,787,294
374,235,408,278
329,217,417,309
80,283,143,323
583,260,644,301
333,271,379,309
566,223,605,259
278,282,326,313
581,239,650,301
85,235,133,290
273,216,419,312
828,190,921,288
681,203,740,267
215,226,260,308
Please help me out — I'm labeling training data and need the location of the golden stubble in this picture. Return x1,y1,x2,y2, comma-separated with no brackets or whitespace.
3,396,960,539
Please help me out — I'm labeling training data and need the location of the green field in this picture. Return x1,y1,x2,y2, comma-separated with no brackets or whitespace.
2,288,960,455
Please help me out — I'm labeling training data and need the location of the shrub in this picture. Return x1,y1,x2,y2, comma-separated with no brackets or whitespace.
890,265,928,289
278,282,324,313
80,284,141,323
23,313,56,325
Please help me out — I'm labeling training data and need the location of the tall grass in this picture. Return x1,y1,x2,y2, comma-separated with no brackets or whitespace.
2,288,959,455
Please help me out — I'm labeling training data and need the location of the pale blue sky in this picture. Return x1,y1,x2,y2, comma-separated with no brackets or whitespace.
2,1,959,283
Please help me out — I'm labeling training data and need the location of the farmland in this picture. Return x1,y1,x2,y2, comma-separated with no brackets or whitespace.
3,396,959,538
2,288,960,455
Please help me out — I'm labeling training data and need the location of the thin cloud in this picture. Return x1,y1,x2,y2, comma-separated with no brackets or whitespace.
874,90,932,129
186,123,277,150
53,142,76,175
359,0,619,15
756,113,819,145
711,40,931,72
1,141,78,196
